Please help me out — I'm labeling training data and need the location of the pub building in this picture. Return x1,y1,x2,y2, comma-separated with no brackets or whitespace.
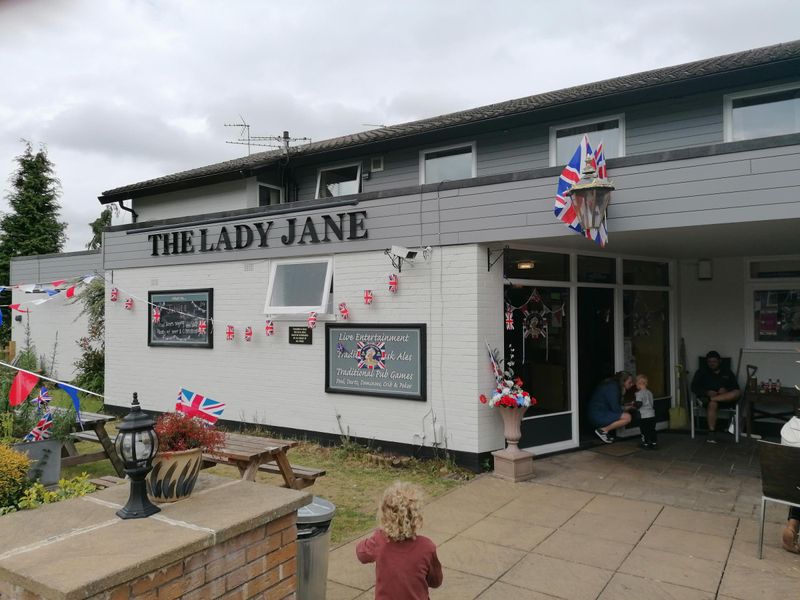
11,40,800,470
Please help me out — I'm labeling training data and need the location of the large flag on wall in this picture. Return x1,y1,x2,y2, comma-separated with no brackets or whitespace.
554,135,608,247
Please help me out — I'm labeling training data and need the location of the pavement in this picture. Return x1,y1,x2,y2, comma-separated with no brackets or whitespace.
326,433,800,599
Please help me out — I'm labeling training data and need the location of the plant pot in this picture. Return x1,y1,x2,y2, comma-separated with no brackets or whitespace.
147,448,203,503
11,439,63,486
491,406,535,482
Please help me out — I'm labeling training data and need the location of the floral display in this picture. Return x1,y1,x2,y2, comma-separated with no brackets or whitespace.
479,343,537,409
153,411,225,453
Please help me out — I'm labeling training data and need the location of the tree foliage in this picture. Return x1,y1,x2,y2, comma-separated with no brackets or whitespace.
86,205,117,250
0,141,68,342
72,277,105,394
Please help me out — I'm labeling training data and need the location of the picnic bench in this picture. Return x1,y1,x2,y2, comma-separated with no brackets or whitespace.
61,410,125,477
202,432,325,490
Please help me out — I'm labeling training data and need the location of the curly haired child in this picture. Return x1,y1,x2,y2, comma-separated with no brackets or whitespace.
356,481,443,599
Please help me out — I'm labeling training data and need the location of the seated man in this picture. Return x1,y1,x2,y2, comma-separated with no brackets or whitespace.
691,350,740,443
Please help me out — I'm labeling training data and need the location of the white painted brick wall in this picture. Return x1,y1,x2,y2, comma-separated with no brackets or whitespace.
105,244,507,454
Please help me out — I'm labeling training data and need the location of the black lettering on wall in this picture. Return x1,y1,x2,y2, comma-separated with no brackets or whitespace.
298,217,320,245
322,213,345,242
234,224,254,249
281,218,296,245
347,210,368,240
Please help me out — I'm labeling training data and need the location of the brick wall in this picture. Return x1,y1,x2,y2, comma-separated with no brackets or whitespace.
106,244,505,455
0,513,298,600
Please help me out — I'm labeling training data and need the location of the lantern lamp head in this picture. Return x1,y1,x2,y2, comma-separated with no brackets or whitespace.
564,155,614,235
114,392,161,519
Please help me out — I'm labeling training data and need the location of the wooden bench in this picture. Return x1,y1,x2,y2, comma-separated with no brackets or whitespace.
70,431,100,443
257,463,326,490
89,476,126,490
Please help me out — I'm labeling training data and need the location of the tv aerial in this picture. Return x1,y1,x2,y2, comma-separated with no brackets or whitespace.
224,116,311,156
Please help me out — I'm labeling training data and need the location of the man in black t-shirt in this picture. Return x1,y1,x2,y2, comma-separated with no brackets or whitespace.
691,350,740,443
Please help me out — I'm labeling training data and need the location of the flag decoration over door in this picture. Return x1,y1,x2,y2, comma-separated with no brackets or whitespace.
264,319,274,336
152,307,161,323
244,326,253,341
110,287,119,301
338,302,350,320
124,298,134,310
307,312,317,329
388,274,398,294
363,290,373,305
175,388,226,424
226,325,235,341
554,134,608,247
198,319,207,334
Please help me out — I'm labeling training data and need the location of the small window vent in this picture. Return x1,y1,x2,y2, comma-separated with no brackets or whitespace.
370,156,384,172
244,263,254,272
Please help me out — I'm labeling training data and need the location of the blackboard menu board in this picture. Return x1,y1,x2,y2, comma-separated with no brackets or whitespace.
325,323,426,401
148,289,213,348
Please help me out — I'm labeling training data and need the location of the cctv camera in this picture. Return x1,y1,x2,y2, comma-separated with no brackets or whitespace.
390,245,418,261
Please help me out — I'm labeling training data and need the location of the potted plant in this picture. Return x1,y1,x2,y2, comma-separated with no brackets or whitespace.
147,411,226,503
1,398,78,487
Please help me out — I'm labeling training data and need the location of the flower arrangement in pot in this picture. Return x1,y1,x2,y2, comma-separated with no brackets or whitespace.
479,343,537,453
147,411,226,503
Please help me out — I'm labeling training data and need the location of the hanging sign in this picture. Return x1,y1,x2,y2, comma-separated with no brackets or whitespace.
289,326,313,345
325,323,426,401
147,289,214,348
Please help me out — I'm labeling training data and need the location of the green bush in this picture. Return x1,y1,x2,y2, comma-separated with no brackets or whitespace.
0,444,31,508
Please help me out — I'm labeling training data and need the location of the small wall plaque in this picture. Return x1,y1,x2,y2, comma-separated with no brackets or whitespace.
289,326,313,345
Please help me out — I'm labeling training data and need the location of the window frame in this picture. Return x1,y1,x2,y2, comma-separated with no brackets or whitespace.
723,82,800,143
315,162,362,199
418,141,477,185
743,256,800,351
548,114,625,167
258,183,284,207
263,256,334,316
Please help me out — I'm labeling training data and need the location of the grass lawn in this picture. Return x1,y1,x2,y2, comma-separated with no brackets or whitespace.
62,432,472,545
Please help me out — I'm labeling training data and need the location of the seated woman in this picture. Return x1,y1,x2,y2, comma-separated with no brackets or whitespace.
589,371,635,444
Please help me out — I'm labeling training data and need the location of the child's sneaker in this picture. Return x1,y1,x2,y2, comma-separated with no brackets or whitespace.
595,428,613,444
706,431,717,444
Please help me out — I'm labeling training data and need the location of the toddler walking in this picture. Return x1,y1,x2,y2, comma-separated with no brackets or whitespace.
636,374,657,449
356,481,443,599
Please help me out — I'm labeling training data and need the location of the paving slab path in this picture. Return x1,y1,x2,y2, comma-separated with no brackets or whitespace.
326,433,800,599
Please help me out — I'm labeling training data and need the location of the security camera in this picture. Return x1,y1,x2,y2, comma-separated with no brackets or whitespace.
390,245,418,261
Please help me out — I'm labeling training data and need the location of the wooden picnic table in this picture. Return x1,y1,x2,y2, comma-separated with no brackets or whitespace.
202,432,324,490
61,410,126,477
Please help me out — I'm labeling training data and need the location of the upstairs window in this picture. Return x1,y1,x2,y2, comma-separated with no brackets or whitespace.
420,143,476,184
725,83,800,142
264,257,333,315
316,164,361,198
550,115,624,166
258,183,283,207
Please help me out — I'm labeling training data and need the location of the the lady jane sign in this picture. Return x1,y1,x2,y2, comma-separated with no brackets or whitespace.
325,324,426,401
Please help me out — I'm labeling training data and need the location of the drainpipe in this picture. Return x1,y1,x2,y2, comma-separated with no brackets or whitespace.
117,200,138,223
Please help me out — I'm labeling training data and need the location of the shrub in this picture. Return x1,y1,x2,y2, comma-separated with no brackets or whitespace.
0,444,31,508
15,474,95,510
155,412,226,453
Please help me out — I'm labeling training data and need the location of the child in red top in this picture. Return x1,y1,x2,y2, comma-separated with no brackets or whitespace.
356,481,444,599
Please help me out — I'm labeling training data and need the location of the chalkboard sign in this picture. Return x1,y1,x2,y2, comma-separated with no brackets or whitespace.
325,323,426,401
148,289,213,348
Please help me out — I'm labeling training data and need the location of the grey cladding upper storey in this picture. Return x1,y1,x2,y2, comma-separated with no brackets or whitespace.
99,40,800,201
102,142,800,269
10,251,102,284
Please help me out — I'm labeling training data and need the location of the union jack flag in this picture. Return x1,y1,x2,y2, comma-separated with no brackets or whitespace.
505,306,514,330
244,326,253,341
226,325,234,341
198,319,207,334
388,274,398,294
152,307,161,323
265,319,274,336
363,290,373,305
554,135,608,247
110,288,119,302
356,341,387,370
23,412,53,441
124,298,134,310
175,388,226,424
338,302,349,320
31,386,51,413
307,312,317,329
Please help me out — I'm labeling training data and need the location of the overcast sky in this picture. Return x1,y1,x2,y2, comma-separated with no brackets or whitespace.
1,0,798,251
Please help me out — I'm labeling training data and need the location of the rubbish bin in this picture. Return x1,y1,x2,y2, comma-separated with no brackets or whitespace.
296,496,336,600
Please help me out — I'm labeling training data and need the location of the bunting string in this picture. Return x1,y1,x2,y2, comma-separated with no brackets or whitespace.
0,360,104,399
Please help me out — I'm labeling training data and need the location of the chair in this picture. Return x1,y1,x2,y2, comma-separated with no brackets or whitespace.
689,356,741,443
757,441,800,558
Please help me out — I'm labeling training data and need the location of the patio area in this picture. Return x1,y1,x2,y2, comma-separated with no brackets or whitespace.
326,433,800,599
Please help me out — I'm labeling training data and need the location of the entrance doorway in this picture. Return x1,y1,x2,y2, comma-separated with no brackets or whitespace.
578,287,615,441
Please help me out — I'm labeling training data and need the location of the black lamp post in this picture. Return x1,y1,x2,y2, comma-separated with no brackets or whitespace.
564,155,615,239
115,392,160,519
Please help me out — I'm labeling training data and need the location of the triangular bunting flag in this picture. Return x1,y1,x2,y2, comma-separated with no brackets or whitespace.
51,280,65,287
66,286,76,298
9,371,40,406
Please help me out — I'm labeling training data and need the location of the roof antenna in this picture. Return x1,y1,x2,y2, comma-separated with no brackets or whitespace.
224,118,311,156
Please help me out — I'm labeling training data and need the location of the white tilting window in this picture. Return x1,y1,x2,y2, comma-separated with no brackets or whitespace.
264,257,333,315
549,115,624,166
316,164,361,198
258,183,283,207
724,83,800,142
419,142,476,184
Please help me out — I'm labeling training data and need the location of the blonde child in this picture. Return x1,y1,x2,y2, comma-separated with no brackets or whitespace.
356,481,443,599
636,374,657,449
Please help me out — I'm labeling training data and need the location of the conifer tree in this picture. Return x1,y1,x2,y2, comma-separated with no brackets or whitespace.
0,141,67,342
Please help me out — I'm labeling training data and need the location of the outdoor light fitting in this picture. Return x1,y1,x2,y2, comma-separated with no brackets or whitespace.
384,245,432,272
516,260,535,270
115,392,160,520
564,156,614,238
